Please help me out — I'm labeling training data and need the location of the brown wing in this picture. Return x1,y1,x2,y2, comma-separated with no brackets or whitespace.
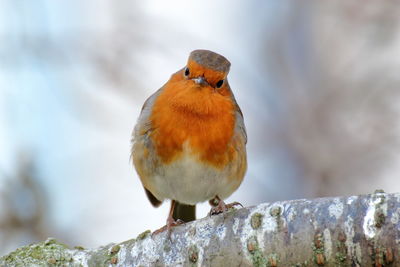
144,188,162,207
234,102,247,144
131,88,164,207
228,84,247,144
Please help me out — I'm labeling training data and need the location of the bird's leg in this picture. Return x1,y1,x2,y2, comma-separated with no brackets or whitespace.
152,200,184,236
209,195,243,215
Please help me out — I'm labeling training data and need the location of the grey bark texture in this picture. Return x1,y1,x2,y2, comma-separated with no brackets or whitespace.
1,192,400,267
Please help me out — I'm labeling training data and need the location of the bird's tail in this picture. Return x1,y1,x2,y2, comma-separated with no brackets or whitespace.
173,202,196,222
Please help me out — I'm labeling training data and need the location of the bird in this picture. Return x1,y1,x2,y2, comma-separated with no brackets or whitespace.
131,49,247,233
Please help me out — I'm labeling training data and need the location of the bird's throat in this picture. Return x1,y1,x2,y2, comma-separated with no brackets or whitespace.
150,82,235,167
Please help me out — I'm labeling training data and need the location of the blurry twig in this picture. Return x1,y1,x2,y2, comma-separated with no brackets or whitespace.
263,2,400,196
0,155,48,253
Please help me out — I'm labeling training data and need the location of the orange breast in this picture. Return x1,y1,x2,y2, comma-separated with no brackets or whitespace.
150,72,236,168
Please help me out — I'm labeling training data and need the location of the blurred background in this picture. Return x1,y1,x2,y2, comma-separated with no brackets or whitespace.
1,0,400,256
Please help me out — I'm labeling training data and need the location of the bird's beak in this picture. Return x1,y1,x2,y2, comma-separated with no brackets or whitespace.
193,76,208,86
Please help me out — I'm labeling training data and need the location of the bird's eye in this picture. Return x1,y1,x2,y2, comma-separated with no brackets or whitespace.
216,79,224,88
184,67,190,77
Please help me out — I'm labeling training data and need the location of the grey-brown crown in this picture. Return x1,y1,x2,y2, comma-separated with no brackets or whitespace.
189,50,231,73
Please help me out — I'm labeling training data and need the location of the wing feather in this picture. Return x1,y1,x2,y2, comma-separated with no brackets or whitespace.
131,88,163,206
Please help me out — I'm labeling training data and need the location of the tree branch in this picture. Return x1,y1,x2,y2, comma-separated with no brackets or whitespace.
2,192,400,266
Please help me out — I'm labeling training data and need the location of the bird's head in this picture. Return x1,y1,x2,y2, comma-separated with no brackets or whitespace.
183,50,231,95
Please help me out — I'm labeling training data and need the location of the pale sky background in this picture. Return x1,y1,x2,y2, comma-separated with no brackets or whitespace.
1,0,400,255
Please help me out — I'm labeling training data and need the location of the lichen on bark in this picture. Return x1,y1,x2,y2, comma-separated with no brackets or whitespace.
1,192,400,267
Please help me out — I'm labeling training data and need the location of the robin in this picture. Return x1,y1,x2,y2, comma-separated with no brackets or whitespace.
131,49,247,233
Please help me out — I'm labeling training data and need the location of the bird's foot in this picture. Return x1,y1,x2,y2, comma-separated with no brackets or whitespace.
209,198,243,216
152,218,184,237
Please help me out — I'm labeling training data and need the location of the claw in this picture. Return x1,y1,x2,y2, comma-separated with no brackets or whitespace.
152,200,185,237
152,218,184,237
209,196,243,216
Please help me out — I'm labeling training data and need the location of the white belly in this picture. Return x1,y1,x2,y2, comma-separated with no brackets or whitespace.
149,149,238,205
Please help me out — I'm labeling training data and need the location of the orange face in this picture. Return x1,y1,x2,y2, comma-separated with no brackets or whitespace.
149,58,236,168
185,59,231,96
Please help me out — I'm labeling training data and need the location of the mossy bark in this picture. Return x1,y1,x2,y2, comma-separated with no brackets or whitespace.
1,192,400,267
